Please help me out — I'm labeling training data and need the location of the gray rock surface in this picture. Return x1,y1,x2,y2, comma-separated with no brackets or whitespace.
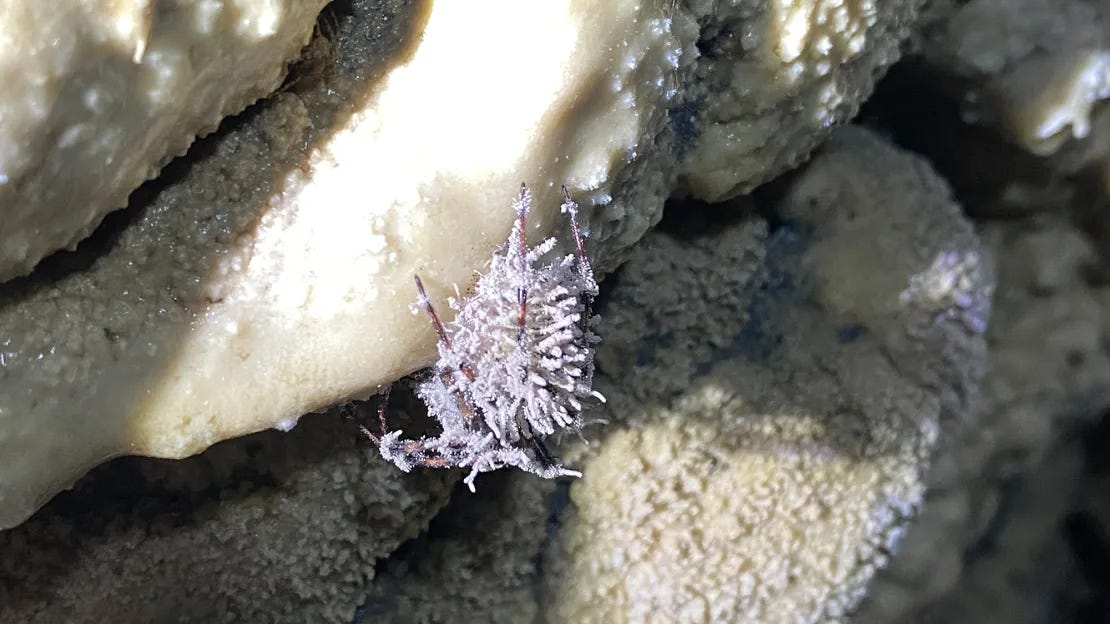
0,125,995,623
911,0,1109,156
854,214,1110,623
0,404,455,623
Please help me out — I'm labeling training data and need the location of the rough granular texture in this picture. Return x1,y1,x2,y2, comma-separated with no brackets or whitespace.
854,215,1110,623
911,0,1109,156
539,127,990,624
0,407,455,624
777,126,993,423
360,473,554,624
678,0,924,200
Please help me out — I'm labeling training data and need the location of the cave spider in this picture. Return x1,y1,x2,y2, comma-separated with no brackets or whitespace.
363,184,604,490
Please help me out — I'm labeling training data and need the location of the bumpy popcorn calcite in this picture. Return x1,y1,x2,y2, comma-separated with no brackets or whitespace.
854,216,1110,622
540,127,991,624
0,0,329,281
0,409,457,624
677,0,921,201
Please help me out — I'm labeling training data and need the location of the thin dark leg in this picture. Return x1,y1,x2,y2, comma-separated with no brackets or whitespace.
515,183,529,341
560,187,595,335
528,436,556,469
414,274,453,349
414,274,477,383
359,385,393,443
376,385,391,433
561,185,587,266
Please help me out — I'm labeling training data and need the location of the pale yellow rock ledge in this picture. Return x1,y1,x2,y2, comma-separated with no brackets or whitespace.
0,0,696,529
0,0,329,281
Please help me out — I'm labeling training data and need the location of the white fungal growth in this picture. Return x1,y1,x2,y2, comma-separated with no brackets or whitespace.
373,185,602,490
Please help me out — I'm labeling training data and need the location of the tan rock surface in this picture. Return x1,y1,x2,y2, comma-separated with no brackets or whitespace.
678,0,921,201
0,0,329,281
540,127,990,624
345,127,989,624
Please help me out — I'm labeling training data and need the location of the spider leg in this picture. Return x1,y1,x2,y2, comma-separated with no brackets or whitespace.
414,274,486,429
513,185,539,450
400,439,450,468
560,186,596,335
375,385,391,434
358,385,393,443
528,435,557,470
515,183,530,341
560,185,587,266
342,403,380,443
414,275,477,382
359,424,379,443
413,274,453,350
379,434,454,469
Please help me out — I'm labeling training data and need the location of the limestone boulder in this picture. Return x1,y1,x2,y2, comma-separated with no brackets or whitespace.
0,0,329,281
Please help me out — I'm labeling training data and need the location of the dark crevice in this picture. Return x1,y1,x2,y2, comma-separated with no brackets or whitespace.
1060,408,1110,622
655,194,757,241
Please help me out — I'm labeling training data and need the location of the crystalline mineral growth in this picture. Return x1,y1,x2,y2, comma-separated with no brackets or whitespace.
376,186,603,490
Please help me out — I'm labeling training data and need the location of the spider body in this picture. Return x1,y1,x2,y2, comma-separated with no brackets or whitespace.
367,185,603,490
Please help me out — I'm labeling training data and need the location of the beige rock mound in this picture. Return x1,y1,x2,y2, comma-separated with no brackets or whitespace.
541,127,990,623
0,0,329,281
0,0,921,529
854,215,1110,622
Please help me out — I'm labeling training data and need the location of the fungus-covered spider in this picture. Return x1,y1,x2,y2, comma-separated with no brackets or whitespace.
363,184,603,490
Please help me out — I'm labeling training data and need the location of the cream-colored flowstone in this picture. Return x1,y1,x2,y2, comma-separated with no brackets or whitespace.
0,0,695,529
124,1,695,459
0,0,329,281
